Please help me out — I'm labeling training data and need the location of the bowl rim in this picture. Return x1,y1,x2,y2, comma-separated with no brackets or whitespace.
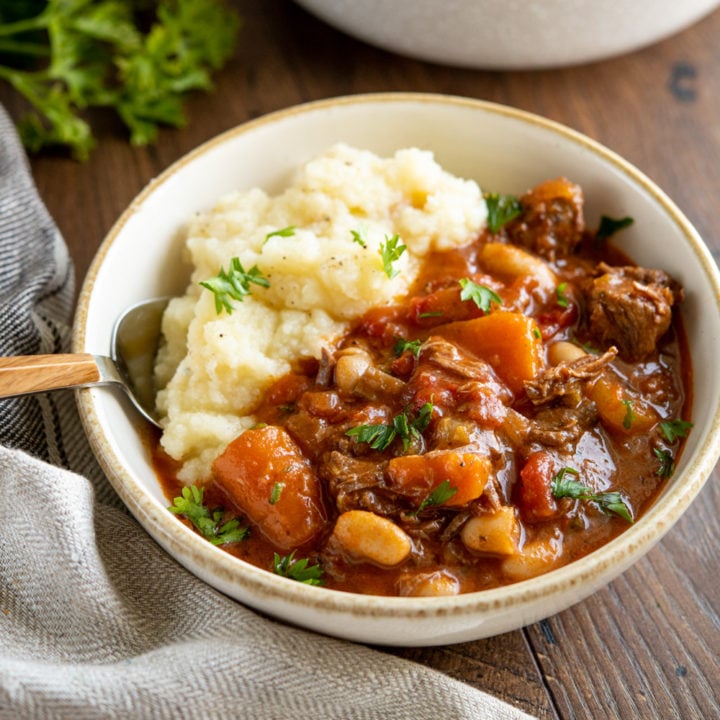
73,91,720,623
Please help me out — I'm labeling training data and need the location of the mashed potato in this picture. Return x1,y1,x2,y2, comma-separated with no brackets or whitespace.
156,144,487,482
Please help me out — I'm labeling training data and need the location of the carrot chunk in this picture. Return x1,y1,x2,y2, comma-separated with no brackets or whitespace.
590,374,658,435
434,311,543,395
212,426,325,549
386,451,491,507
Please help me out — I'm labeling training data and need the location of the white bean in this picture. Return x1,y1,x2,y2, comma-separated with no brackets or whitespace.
331,510,412,567
500,532,563,581
334,347,404,399
398,570,460,597
547,340,587,366
478,242,557,295
333,348,371,394
460,506,520,556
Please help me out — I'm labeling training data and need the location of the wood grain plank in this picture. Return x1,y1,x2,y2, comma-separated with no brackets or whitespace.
388,632,559,719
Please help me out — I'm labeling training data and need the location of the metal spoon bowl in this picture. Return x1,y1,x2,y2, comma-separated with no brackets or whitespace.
0,297,169,428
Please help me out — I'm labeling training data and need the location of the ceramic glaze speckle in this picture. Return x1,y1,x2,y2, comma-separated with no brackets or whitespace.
73,94,720,646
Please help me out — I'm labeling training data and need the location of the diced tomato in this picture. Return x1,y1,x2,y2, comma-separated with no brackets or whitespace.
213,426,325,549
263,373,312,408
461,383,508,427
356,306,408,342
389,351,416,379
536,303,578,341
517,450,558,523
405,368,456,416
409,286,470,327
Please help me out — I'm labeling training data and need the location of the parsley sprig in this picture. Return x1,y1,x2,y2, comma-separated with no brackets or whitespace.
200,257,270,314
654,448,675,478
269,481,285,505
551,467,633,523
393,337,422,358
417,479,458,512
484,192,523,233
350,228,367,248
273,551,324,585
346,402,434,452
621,399,635,430
659,419,693,443
169,485,249,545
0,0,241,160
653,418,692,478
379,234,406,279
264,225,296,243
596,215,634,243
459,278,502,313
556,282,570,308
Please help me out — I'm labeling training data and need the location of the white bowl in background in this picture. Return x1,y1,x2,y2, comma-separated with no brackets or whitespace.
296,0,720,69
73,94,720,646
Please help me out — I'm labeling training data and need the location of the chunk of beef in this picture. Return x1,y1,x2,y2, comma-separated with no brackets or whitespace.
525,347,618,406
501,401,597,453
506,178,585,261
586,263,683,361
529,402,599,450
320,451,394,514
420,337,496,379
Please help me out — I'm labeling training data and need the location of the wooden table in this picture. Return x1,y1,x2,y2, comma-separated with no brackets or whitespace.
2,2,718,717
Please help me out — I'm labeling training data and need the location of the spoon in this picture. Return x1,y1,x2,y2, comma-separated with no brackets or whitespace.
0,297,170,428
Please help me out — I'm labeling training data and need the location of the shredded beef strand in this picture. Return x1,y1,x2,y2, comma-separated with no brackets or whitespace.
525,346,618,405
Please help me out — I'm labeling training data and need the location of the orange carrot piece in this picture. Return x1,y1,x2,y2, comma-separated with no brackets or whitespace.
589,374,658,435
434,311,543,394
386,451,491,507
213,426,325,549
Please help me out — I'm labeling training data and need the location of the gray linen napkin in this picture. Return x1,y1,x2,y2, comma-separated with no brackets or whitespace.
0,103,536,720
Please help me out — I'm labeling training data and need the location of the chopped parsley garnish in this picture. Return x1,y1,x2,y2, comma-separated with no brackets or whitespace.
417,479,458,512
654,448,675,478
555,282,570,308
394,337,422,358
596,215,634,242
273,551,324,585
418,310,444,318
269,481,285,505
264,225,296,242
379,234,406,278
621,399,635,430
659,419,693,443
551,468,633,523
458,278,502,313
484,192,523,233
346,402,434,452
200,257,269,315
169,486,249,545
346,422,397,451
351,228,367,248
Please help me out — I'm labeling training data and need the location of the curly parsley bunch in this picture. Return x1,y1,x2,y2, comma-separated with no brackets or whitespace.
0,0,241,159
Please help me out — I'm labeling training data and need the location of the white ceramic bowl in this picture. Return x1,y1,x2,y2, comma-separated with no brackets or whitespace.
73,94,720,646
296,0,720,69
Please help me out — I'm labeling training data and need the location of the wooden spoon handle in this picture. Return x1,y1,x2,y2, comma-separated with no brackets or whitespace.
0,354,102,398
